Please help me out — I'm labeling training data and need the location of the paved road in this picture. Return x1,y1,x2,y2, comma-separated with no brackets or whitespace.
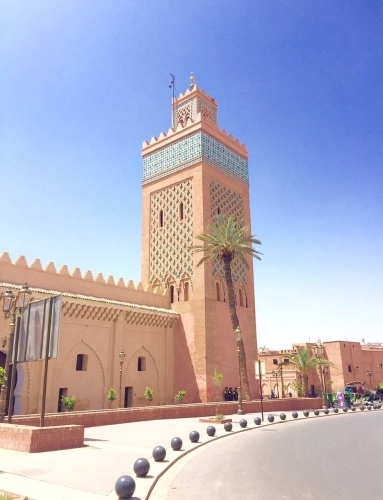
165,411,383,500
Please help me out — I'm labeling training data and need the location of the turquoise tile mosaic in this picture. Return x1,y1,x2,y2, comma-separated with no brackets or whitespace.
143,132,248,186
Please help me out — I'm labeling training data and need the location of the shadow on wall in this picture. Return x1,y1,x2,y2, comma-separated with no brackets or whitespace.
173,316,201,403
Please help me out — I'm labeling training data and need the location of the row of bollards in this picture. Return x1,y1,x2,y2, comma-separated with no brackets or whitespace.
115,403,382,498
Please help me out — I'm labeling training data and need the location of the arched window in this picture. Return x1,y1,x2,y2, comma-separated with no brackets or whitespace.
159,210,164,228
179,202,184,221
170,285,175,304
184,282,189,301
239,289,243,307
216,282,221,301
138,356,146,371
76,354,88,371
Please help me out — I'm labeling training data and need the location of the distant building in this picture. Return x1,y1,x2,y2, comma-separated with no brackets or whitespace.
258,341,383,399
0,78,260,415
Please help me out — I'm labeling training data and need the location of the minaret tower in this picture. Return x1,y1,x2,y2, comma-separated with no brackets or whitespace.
141,75,258,402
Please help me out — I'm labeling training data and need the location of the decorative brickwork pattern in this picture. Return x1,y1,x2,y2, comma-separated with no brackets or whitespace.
150,180,193,286
172,98,195,128
198,98,217,124
210,180,247,286
143,132,248,186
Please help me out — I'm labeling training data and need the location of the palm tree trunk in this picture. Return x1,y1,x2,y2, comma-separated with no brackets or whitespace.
302,376,309,398
222,254,251,401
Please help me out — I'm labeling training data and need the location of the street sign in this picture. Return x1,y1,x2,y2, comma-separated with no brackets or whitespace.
17,296,62,362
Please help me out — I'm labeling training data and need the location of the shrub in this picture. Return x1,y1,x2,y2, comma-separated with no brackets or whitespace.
144,387,153,402
0,367,7,386
174,390,186,402
107,389,116,401
61,395,76,412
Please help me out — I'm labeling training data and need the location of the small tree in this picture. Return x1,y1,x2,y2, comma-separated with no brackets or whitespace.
212,369,224,418
174,390,186,403
213,368,224,402
61,395,76,412
144,387,153,402
107,388,116,405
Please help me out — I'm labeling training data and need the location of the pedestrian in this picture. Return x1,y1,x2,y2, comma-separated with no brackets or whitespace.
336,389,344,408
223,387,228,401
270,390,275,399
228,387,233,401
233,388,238,401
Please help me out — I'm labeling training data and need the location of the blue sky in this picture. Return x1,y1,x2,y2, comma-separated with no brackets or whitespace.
1,1,382,349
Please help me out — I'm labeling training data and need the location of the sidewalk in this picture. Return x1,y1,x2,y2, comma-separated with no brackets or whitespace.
0,407,366,500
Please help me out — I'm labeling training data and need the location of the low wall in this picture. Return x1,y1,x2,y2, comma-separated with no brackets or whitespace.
0,423,84,453
11,399,320,428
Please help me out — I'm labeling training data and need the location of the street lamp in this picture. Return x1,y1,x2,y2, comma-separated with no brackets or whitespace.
234,326,244,415
367,370,373,388
118,349,125,408
274,358,289,398
314,339,327,409
271,370,279,398
0,282,32,422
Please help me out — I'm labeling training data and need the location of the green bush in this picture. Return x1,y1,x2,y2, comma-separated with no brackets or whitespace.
174,390,186,402
144,387,153,402
61,395,76,412
107,389,116,401
0,367,7,386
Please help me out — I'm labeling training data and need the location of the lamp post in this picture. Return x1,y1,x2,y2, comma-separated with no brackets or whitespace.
367,370,373,388
234,326,244,415
279,359,289,398
271,370,279,398
314,339,327,409
0,283,32,422
118,349,125,408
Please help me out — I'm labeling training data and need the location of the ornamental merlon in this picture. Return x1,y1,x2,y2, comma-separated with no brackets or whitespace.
142,113,247,159
142,83,247,158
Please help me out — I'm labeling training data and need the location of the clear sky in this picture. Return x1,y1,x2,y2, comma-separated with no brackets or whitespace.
1,1,382,349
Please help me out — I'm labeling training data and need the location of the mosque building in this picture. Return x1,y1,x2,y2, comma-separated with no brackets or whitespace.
0,78,259,415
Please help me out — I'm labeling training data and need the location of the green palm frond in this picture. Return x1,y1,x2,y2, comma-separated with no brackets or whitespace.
284,347,334,376
189,214,262,268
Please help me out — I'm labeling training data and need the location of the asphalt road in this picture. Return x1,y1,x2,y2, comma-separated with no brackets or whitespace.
166,411,383,499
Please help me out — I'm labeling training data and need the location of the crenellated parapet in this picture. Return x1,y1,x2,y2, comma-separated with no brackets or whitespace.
141,84,249,187
0,252,171,309
142,111,247,155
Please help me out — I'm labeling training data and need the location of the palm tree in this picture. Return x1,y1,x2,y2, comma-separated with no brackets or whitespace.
190,214,262,401
284,347,333,397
